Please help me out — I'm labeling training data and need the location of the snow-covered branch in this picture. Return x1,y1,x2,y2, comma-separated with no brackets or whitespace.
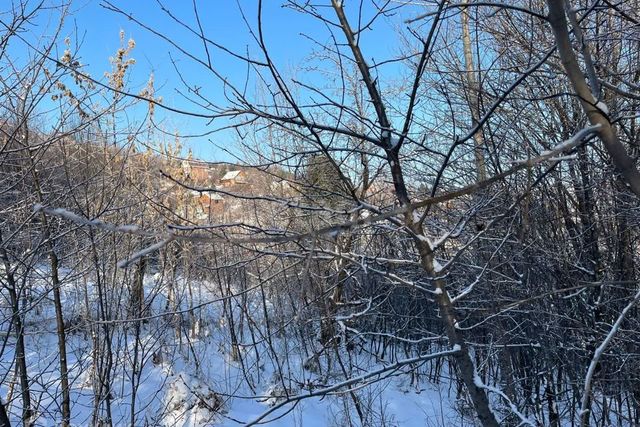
245,347,460,426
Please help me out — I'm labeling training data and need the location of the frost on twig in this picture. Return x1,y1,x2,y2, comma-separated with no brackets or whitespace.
512,124,601,167
34,204,172,268
116,238,174,269
34,204,151,236
244,346,461,426
472,364,536,426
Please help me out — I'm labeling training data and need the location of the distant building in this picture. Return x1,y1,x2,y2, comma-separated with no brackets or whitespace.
220,170,247,186
192,190,224,219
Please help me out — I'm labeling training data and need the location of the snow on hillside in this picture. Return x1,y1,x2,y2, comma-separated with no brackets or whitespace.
0,271,472,426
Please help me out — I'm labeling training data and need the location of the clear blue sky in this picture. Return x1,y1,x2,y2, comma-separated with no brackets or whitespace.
25,1,429,161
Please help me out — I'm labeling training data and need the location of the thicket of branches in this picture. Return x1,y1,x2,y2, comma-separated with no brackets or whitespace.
1,0,639,426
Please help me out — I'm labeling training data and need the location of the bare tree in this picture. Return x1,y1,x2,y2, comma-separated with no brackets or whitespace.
2,0,639,425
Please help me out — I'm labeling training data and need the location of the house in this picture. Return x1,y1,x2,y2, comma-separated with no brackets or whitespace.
220,170,247,187
192,190,225,219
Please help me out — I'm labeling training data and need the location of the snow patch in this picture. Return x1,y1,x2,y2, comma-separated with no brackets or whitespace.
164,374,223,426
595,101,609,115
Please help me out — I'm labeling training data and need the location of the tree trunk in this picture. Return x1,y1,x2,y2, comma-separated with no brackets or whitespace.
547,0,640,197
416,241,500,427
0,232,32,426
461,1,487,183
0,398,10,427
29,164,71,426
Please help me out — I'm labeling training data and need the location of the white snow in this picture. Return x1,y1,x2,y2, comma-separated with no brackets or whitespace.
595,101,609,115
432,258,444,273
117,238,173,268
221,170,242,181
0,272,473,427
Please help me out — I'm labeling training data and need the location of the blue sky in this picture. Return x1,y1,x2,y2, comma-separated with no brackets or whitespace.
18,1,430,161
66,1,319,161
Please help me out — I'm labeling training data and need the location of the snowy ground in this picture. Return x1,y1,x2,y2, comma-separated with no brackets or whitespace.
0,270,473,426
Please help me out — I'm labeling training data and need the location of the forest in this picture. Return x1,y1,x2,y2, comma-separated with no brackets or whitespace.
0,0,639,426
